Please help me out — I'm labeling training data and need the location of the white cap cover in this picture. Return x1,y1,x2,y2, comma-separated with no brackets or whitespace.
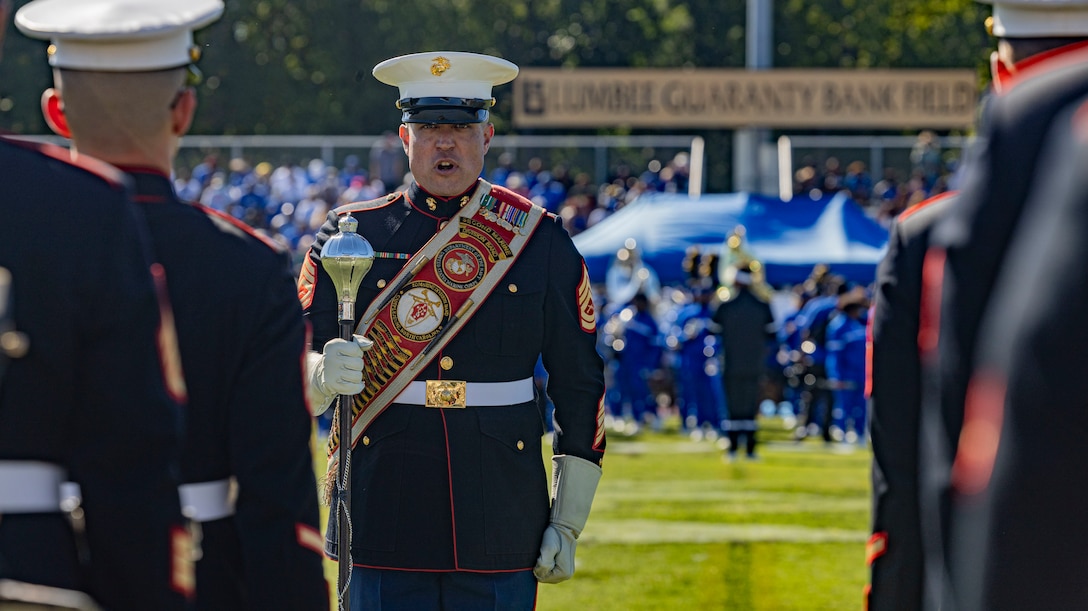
15,0,224,71
373,51,518,101
980,0,1088,37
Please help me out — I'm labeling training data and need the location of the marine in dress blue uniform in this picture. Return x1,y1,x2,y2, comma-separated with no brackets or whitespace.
298,52,606,610
0,138,191,611
17,2,329,608
0,6,190,599
915,2,1088,608
919,2,1088,607
962,89,1088,611
865,190,957,611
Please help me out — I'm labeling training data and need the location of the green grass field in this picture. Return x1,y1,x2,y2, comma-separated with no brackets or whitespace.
317,418,872,610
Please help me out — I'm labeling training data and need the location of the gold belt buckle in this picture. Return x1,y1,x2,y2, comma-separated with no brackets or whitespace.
426,380,466,408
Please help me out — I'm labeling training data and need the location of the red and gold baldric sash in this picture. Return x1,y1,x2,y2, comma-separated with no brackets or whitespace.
324,180,545,494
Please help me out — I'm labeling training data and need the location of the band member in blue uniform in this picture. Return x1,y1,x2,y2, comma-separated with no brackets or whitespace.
824,289,869,444
792,276,845,443
298,51,606,610
609,292,663,431
18,1,329,608
671,286,724,438
0,2,190,607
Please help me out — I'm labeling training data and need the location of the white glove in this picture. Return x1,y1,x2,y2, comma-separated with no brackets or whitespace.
534,454,602,584
304,335,372,416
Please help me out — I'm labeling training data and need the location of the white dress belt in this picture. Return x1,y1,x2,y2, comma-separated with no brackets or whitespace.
0,461,67,513
178,477,237,522
394,378,535,407
0,462,238,522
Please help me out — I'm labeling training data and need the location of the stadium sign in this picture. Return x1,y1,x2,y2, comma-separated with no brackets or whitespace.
513,68,977,129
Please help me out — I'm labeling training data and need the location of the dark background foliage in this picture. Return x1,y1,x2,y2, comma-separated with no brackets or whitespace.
0,0,990,190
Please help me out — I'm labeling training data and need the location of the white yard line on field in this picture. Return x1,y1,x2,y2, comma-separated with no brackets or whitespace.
582,519,868,545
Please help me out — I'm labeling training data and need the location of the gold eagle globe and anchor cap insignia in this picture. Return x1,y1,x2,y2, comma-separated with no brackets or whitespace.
373,50,519,124
430,56,451,76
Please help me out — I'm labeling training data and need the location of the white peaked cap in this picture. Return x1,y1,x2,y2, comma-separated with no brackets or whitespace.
980,0,1088,37
15,0,224,71
373,51,519,101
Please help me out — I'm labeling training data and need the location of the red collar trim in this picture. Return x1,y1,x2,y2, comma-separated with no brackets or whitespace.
896,190,957,223
992,40,1088,95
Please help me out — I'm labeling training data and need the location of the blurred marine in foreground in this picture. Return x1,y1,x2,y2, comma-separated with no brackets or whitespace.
16,0,329,608
867,1,1088,610
925,0,1088,608
0,0,190,607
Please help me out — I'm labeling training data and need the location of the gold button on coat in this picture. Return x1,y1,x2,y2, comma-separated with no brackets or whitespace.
376,279,387,288
508,283,518,293
516,440,525,451
362,436,370,446
440,356,454,370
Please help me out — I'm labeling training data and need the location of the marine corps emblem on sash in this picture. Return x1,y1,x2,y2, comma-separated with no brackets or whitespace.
436,242,486,291
391,281,450,342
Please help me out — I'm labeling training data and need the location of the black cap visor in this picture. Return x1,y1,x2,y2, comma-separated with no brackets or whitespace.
398,96,493,124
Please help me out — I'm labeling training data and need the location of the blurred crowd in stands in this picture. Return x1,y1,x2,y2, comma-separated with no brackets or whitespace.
791,130,958,228
170,142,694,275
173,130,957,277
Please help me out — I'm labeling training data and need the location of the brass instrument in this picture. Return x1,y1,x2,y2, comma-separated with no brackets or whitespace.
605,239,661,308
716,226,774,302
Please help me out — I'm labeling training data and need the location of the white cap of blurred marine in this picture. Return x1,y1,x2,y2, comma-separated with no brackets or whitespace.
15,0,224,72
373,51,519,124
979,0,1088,37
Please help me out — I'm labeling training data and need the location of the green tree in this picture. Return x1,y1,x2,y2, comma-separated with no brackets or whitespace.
775,0,990,71
0,0,992,189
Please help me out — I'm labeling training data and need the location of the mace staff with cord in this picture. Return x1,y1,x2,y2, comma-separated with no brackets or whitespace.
320,216,374,611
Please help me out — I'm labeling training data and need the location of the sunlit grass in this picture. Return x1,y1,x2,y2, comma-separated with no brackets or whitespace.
315,416,871,610
539,541,866,610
